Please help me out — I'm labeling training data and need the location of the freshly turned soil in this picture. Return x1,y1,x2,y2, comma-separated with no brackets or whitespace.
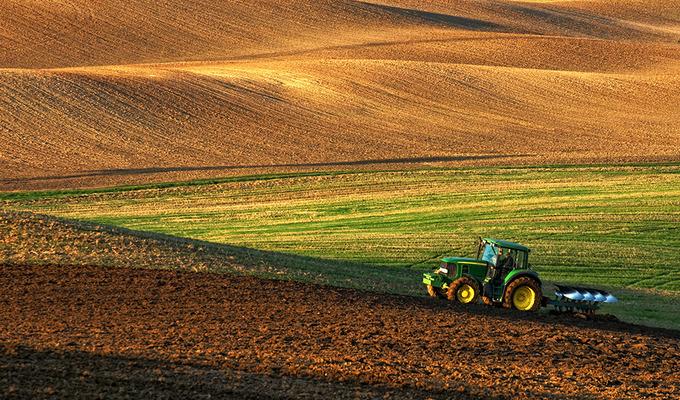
1,264,678,399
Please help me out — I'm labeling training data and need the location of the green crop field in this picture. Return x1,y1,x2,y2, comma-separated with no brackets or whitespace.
3,164,680,328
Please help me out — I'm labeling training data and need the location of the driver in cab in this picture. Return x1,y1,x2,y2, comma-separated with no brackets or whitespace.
497,248,515,272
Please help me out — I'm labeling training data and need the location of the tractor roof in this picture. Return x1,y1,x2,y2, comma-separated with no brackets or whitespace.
483,238,530,252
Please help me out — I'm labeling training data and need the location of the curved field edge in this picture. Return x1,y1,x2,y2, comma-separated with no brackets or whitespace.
2,163,679,329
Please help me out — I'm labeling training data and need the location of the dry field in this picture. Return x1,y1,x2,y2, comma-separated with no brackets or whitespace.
2,0,679,190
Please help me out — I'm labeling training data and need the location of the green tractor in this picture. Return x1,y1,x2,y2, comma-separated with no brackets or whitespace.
422,238,617,313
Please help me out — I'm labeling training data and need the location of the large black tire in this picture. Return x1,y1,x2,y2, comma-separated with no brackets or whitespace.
503,277,542,312
427,284,446,299
446,276,481,304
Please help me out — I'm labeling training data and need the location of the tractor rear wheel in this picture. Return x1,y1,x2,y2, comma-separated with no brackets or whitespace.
503,277,542,312
427,284,446,299
447,277,480,304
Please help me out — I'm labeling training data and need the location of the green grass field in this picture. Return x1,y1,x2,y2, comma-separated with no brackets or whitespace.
3,164,680,328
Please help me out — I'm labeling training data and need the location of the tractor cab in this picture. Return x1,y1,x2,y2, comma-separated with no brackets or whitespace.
476,238,532,303
477,238,530,271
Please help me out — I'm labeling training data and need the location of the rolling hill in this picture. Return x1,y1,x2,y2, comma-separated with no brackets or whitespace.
1,0,679,190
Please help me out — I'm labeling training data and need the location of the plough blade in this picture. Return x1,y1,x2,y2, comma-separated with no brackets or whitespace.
549,284,618,313
555,284,618,303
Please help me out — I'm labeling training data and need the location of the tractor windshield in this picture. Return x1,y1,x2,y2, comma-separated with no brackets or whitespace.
480,243,497,265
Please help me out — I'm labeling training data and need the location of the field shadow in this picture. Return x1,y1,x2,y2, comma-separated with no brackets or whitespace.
1,154,524,184
497,2,652,39
20,211,422,294
0,345,490,400
358,2,505,31
0,344,598,400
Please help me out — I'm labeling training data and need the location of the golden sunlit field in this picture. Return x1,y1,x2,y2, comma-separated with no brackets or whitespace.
1,0,679,190
2,1,680,399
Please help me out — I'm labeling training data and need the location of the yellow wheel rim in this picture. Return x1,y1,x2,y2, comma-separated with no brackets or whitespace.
456,284,475,304
512,286,536,311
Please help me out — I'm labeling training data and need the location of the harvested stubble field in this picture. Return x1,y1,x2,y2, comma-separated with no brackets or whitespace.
1,0,680,190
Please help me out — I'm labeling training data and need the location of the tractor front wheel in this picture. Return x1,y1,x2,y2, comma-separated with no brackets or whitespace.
447,277,480,304
427,284,446,299
503,277,542,312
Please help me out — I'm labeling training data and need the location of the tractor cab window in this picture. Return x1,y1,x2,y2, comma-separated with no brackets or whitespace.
514,251,527,269
501,249,526,269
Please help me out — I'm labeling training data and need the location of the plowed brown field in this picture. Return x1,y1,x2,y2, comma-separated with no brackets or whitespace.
1,264,678,399
2,0,679,190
